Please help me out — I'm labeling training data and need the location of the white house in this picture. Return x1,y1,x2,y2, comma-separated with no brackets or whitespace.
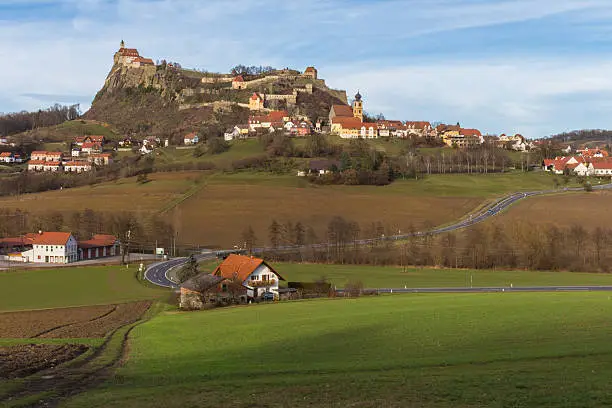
592,161,612,176
64,161,92,173
573,162,593,177
31,232,78,264
140,144,154,155
212,254,285,299
184,133,199,145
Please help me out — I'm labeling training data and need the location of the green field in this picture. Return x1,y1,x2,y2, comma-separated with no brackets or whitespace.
0,266,167,312
65,293,612,407
275,263,612,288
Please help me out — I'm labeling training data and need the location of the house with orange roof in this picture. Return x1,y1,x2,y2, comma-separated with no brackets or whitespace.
183,132,199,146
64,161,92,173
212,254,285,299
0,151,22,163
30,232,78,264
81,142,102,155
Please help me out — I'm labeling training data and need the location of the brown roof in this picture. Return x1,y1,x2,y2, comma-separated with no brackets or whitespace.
233,75,244,82
78,234,117,249
181,273,226,293
459,128,482,137
335,117,363,129
119,48,140,57
331,105,355,118
31,232,72,246
28,160,46,165
213,254,284,283
305,66,316,73
0,152,12,157
405,121,432,129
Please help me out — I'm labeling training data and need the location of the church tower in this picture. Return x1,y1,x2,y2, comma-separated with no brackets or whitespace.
120,39,125,49
352,91,363,122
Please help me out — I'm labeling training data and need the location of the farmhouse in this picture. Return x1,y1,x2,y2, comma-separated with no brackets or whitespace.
213,254,285,299
28,232,79,264
179,273,227,309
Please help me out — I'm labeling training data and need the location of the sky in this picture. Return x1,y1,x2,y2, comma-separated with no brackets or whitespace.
2,0,612,138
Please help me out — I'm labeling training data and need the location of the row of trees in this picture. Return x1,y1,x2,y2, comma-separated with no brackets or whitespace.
0,104,80,136
239,217,612,273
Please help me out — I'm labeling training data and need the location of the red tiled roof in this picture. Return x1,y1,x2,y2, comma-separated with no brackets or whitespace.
78,234,117,249
31,232,72,246
82,142,102,149
0,152,11,157
267,111,289,121
119,48,140,57
460,128,482,137
46,152,62,157
334,117,363,128
592,161,612,170
305,67,316,73
31,151,48,156
250,93,262,101
213,254,284,283
184,132,197,140
233,75,244,82
44,161,61,166
405,121,432,129
134,57,154,65
28,160,46,165
331,105,354,118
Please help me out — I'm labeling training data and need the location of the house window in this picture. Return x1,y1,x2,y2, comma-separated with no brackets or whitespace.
262,274,269,281
250,275,258,281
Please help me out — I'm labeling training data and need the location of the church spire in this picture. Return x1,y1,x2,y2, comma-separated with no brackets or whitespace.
120,39,125,49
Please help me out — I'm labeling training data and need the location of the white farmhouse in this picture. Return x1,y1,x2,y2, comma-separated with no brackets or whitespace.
212,254,285,299
30,232,78,264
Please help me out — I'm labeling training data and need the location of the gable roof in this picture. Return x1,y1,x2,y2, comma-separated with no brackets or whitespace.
181,273,226,293
233,75,244,82
0,152,12,157
78,234,118,249
331,105,354,118
213,254,284,283
31,232,72,246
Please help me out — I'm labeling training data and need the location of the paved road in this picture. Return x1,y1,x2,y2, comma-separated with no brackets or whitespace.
145,183,612,288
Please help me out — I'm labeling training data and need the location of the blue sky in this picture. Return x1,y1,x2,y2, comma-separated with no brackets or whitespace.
2,0,612,137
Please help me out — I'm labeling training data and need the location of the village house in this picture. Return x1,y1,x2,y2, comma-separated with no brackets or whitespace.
90,153,113,166
81,142,103,155
131,56,155,68
30,151,63,162
43,161,62,172
577,147,609,159
224,125,251,141
75,135,105,147
542,156,584,174
404,121,435,138
27,160,45,172
592,161,612,176
212,254,285,300
64,161,92,173
0,152,22,163
184,133,199,145
71,147,81,157
307,159,341,176
499,134,529,151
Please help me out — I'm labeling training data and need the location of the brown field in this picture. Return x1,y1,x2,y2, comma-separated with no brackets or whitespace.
0,344,88,379
173,183,482,247
0,172,201,214
0,301,151,339
491,190,612,229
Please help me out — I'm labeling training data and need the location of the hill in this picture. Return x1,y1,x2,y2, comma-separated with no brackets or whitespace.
83,43,348,143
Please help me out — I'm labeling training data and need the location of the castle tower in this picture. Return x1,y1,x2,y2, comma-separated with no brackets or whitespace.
352,91,363,122
120,39,125,49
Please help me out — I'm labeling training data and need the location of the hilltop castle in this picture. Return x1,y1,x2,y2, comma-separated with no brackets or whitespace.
113,40,155,68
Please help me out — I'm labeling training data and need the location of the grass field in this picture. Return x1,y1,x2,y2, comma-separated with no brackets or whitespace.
0,266,167,312
64,293,612,407
275,263,612,288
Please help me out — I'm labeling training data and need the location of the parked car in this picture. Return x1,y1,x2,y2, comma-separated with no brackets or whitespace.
262,292,275,301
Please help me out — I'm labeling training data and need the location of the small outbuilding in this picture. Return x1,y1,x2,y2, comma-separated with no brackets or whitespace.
180,273,227,310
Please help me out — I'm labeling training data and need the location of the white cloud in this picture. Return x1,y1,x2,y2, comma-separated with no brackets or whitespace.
326,58,612,137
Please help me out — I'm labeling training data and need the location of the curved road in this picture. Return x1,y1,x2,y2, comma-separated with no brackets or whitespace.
146,183,612,288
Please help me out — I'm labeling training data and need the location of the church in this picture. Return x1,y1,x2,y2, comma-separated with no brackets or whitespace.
329,92,378,138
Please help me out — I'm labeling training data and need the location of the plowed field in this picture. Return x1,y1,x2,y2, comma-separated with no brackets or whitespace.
0,344,88,379
0,301,151,339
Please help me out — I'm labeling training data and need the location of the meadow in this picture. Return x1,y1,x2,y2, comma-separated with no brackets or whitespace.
63,293,612,407
0,266,167,312
275,263,612,288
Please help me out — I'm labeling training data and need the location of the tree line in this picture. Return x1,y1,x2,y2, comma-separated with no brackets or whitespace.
239,217,612,273
0,104,80,137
